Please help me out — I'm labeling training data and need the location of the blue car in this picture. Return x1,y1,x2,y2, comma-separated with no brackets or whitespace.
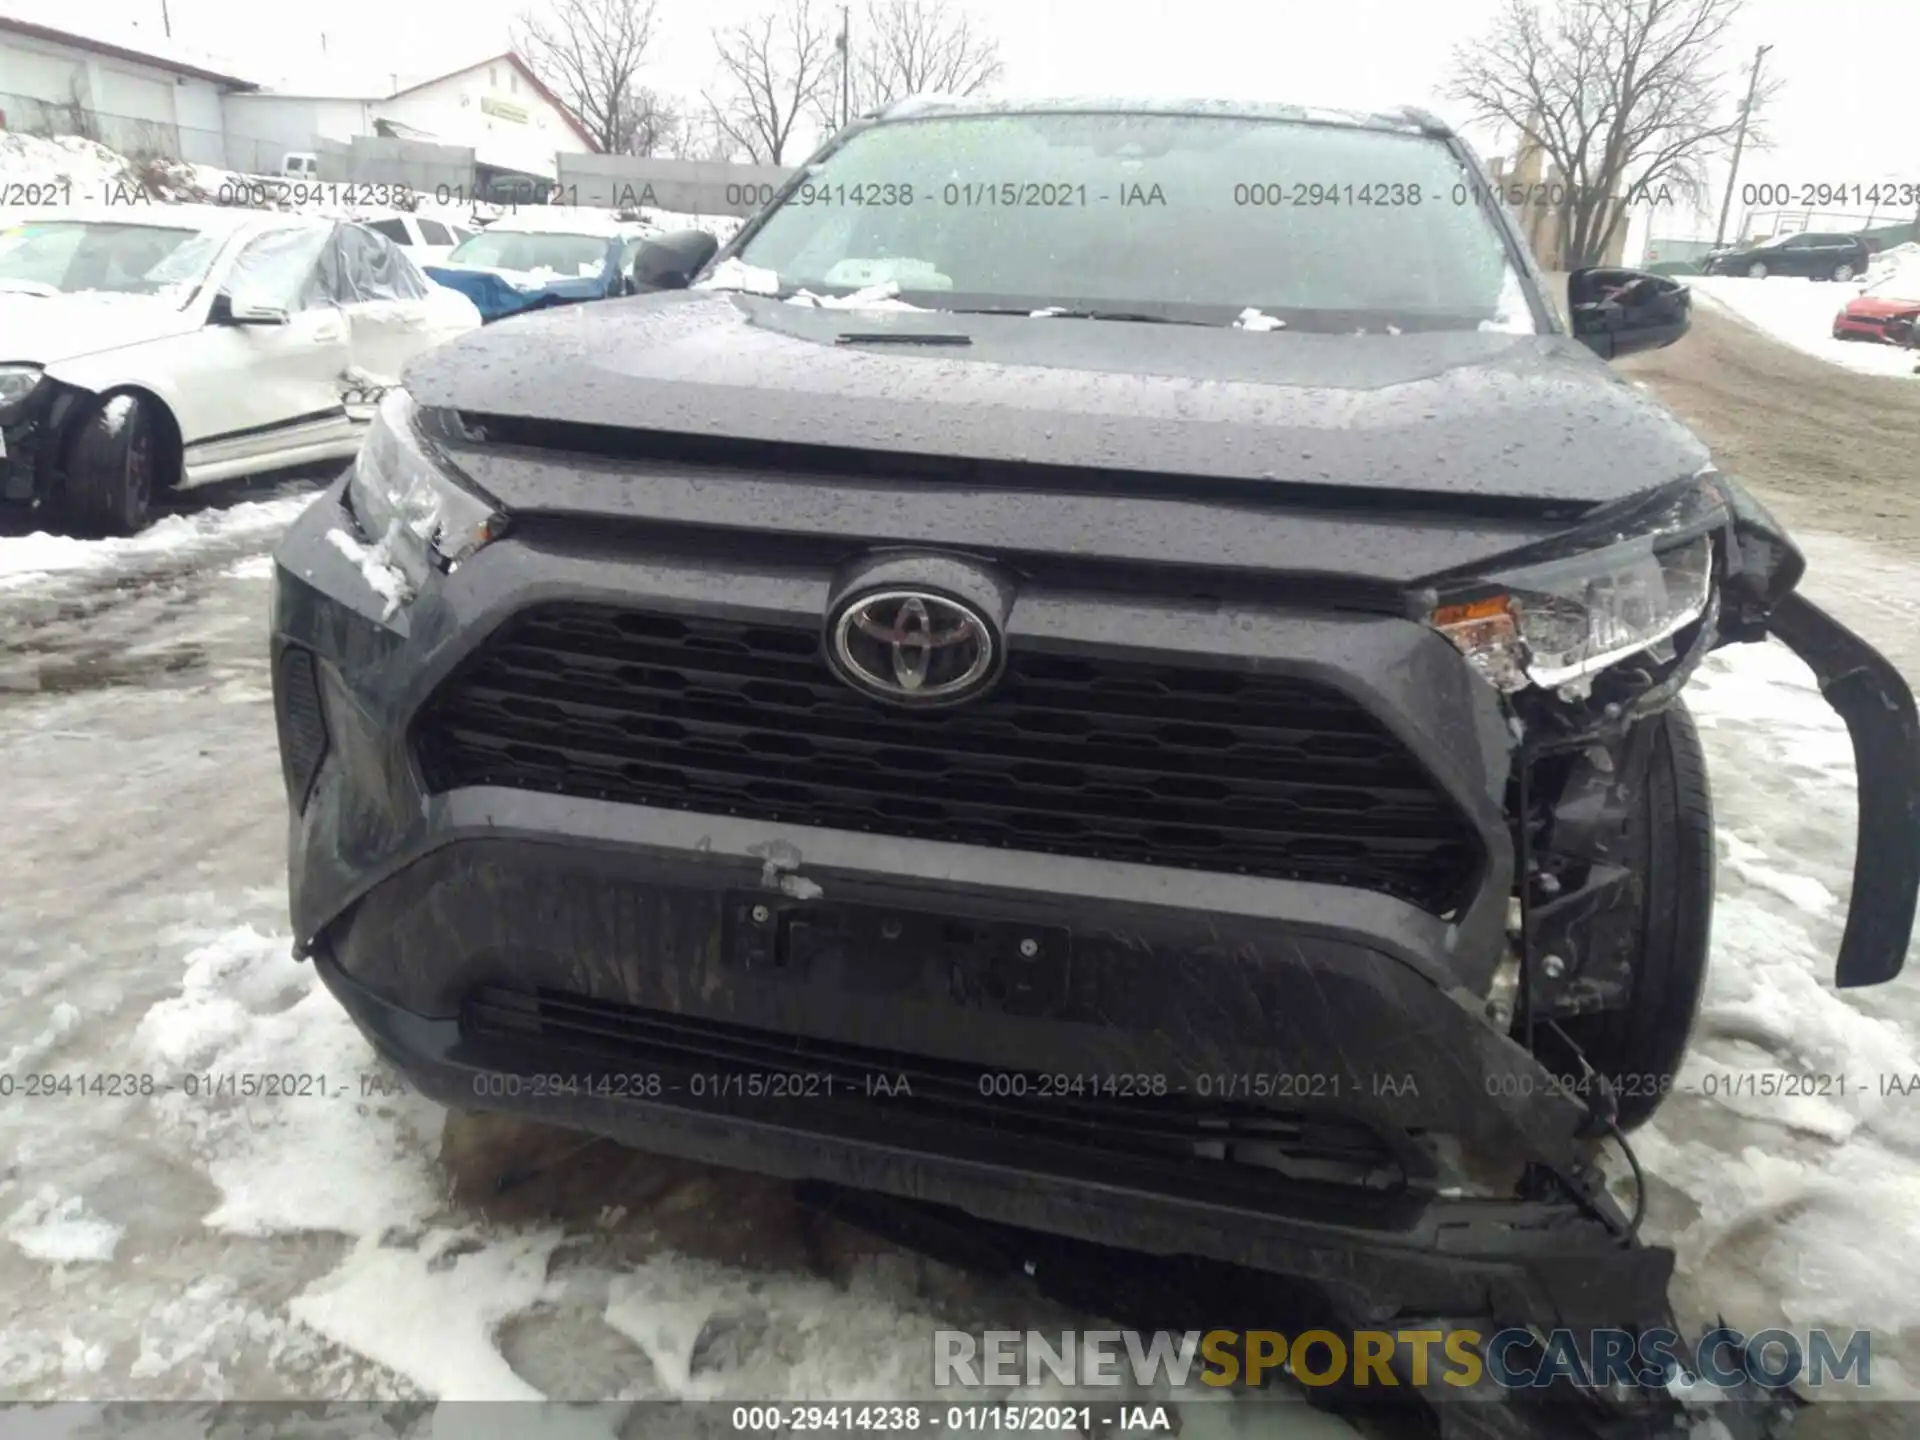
424,215,658,322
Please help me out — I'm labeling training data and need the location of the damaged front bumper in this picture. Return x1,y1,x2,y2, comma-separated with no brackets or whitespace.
270,459,1913,1435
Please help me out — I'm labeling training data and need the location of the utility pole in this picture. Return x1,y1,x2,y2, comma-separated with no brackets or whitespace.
160,0,172,37
839,4,851,128
1714,43,1771,248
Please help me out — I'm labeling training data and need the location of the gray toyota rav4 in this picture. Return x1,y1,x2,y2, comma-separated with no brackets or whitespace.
271,99,1917,1429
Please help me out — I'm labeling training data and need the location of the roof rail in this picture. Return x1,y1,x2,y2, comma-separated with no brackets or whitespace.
1398,106,1453,137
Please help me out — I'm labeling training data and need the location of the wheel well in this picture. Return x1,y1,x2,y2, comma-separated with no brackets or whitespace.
53,384,185,492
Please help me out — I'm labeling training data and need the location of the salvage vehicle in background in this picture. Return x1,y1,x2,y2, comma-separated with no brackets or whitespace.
0,205,481,534
1832,266,1920,343
359,211,476,267
422,210,659,322
273,98,1919,1436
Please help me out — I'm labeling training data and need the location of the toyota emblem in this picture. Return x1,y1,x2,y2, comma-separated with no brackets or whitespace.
827,588,999,707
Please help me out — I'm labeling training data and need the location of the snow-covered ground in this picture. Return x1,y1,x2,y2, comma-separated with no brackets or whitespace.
1,485,1917,1424
1687,274,1920,378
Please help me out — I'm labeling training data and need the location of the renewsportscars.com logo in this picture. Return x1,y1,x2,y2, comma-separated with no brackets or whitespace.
933,1327,1872,1393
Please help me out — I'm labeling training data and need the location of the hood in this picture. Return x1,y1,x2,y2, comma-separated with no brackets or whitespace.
1844,294,1920,317
0,291,204,365
404,289,1711,509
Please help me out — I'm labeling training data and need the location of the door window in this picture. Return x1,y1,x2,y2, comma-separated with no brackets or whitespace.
226,225,334,311
417,219,453,245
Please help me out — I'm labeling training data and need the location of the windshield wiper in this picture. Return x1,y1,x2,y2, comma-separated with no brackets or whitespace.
836,331,973,346
0,281,59,298
951,305,1217,326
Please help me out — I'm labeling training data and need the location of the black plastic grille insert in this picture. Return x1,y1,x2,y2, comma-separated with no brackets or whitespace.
413,604,1479,912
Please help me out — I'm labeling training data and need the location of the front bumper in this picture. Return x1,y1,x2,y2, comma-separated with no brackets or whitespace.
270,472,1919,1327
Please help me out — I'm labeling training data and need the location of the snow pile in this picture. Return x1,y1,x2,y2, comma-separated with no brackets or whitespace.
1234,307,1286,331
0,132,135,208
1687,275,1920,377
0,492,317,591
1861,240,1920,290
5,1189,122,1264
0,132,241,209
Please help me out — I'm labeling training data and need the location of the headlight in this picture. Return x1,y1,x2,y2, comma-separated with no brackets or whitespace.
1429,478,1723,695
0,364,43,419
345,389,503,592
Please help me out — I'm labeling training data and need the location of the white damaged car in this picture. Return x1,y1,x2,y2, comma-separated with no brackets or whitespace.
0,205,481,533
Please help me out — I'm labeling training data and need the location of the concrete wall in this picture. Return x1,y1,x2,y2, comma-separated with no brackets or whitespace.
557,154,800,217
313,134,473,194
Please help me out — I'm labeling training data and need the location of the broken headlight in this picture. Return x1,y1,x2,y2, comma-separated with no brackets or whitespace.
344,389,503,588
1429,477,1725,695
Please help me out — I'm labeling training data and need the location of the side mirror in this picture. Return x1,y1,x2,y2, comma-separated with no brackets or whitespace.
210,291,291,326
1568,266,1690,360
630,230,721,292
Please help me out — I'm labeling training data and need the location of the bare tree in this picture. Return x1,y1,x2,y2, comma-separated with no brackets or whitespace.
815,0,1002,130
622,86,683,155
516,0,662,154
1448,0,1779,267
703,0,839,164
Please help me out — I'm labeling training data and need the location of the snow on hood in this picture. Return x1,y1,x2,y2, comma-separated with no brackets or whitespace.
693,256,782,296
784,280,927,312
0,290,203,365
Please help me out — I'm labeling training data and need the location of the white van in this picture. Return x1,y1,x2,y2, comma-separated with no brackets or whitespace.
281,152,320,180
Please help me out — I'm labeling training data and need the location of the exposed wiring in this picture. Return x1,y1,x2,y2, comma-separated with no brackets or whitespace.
1607,1119,1648,1244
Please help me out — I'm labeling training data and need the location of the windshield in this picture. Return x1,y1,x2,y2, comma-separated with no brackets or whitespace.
0,221,226,302
724,112,1536,332
444,229,610,277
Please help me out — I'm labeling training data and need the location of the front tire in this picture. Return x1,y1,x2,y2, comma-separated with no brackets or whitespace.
1556,703,1714,1130
62,393,158,536
1747,261,1768,278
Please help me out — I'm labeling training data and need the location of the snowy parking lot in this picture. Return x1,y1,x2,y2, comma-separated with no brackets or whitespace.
1,300,1918,1439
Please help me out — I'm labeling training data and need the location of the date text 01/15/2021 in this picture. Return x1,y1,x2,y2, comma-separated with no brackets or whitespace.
729,1404,1173,1432
0,1070,1434,1103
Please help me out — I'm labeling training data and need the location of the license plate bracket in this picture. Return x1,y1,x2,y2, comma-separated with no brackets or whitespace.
723,894,1073,1017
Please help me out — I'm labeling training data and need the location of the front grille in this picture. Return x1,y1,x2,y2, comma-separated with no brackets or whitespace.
414,603,1480,912
464,985,1425,1203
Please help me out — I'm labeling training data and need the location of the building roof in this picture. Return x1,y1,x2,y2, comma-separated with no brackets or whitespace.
384,52,602,154
251,51,601,154
0,12,259,89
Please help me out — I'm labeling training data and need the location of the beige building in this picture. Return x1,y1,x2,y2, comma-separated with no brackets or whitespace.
1489,132,1631,271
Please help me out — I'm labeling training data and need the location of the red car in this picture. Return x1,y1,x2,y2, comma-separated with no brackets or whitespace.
1833,270,1920,343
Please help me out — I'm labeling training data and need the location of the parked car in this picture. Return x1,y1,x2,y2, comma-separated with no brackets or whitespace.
422,211,659,321
358,211,476,267
270,98,1916,1430
1832,266,1920,342
1702,230,1870,280
0,205,481,533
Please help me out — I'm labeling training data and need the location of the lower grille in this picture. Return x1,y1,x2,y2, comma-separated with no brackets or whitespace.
414,603,1480,912
464,985,1426,1204
274,644,329,813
